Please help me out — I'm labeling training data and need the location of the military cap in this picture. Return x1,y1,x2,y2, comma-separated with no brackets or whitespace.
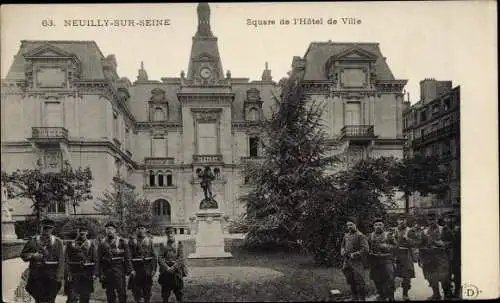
136,222,149,229
76,223,89,231
165,226,175,234
345,216,358,224
105,221,118,228
396,213,410,220
41,218,56,228
372,217,385,225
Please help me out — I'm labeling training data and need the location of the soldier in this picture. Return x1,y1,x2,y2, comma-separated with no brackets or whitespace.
420,212,454,300
368,217,397,301
392,214,419,301
450,215,461,298
65,224,97,303
340,217,369,301
97,221,135,303
128,223,158,303
158,227,188,303
20,218,65,303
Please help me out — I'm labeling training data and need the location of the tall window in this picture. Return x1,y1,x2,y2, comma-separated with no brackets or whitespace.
249,137,259,157
344,102,361,125
248,107,259,121
154,108,165,121
125,128,130,151
45,102,63,127
152,137,167,157
47,200,66,214
166,171,173,186
113,112,119,139
158,172,164,187
149,170,155,186
197,122,217,154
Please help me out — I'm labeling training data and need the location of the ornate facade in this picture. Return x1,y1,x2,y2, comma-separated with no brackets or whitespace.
1,3,408,230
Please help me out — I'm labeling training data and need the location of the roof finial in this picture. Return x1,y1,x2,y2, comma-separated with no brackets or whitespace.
261,62,272,82
196,3,213,37
137,61,148,81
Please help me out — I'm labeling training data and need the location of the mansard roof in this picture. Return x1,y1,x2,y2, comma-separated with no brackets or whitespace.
300,42,395,81
6,40,107,80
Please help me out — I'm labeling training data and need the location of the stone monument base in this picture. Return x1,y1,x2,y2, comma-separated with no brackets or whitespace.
188,210,232,259
2,220,18,242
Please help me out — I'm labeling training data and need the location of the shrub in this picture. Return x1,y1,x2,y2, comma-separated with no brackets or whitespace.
227,216,249,234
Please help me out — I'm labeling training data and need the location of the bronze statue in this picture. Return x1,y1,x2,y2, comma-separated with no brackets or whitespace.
198,166,215,200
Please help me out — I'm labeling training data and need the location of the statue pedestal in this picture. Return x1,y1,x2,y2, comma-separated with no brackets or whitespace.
188,209,232,259
2,219,18,242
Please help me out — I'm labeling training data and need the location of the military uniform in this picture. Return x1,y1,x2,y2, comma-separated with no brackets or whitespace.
392,214,419,299
368,218,397,301
158,228,188,303
20,218,65,303
420,214,454,300
340,217,369,301
128,224,158,303
64,225,97,303
97,222,134,303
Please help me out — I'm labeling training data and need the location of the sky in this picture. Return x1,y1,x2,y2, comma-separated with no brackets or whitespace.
0,2,497,104
0,2,499,297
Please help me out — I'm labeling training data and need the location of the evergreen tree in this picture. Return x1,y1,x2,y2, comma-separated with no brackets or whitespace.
241,77,336,250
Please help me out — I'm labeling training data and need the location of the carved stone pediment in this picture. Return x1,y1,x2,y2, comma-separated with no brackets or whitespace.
191,108,222,122
332,46,378,62
24,43,76,59
151,88,167,103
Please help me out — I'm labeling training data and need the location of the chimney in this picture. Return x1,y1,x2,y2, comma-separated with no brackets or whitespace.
420,78,452,104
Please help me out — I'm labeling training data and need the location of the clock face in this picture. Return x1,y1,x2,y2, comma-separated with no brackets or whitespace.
200,67,212,79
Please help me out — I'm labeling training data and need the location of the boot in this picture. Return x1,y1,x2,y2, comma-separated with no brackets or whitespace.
428,285,442,300
402,288,410,301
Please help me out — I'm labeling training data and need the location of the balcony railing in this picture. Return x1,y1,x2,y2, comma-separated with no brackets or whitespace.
31,127,68,141
340,125,375,138
241,156,265,165
412,121,459,147
145,157,175,166
193,154,223,163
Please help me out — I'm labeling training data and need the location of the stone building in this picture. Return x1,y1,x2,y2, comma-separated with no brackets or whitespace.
1,3,277,233
1,3,409,229
289,41,408,210
402,79,460,215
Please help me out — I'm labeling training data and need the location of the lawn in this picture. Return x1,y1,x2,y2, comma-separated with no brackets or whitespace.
89,246,375,302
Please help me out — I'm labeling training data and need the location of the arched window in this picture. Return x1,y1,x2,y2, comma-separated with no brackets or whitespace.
249,136,259,157
154,107,165,121
153,199,171,218
158,171,164,187
247,107,259,121
166,171,173,186
149,170,155,186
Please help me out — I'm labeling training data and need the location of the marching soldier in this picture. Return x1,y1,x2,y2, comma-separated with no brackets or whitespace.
450,215,461,298
368,217,397,301
20,218,65,303
340,217,369,301
128,223,158,303
392,214,419,301
97,221,135,303
158,227,188,303
65,224,97,303
420,212,454,300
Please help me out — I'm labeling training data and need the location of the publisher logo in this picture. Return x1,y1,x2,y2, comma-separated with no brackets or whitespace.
462,284,481,299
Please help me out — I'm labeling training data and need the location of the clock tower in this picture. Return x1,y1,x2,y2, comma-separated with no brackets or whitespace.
185,2,226,86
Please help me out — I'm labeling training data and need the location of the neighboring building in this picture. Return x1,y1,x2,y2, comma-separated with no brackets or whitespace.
289,42,408,210
1,3,277,233
402,78,460,216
